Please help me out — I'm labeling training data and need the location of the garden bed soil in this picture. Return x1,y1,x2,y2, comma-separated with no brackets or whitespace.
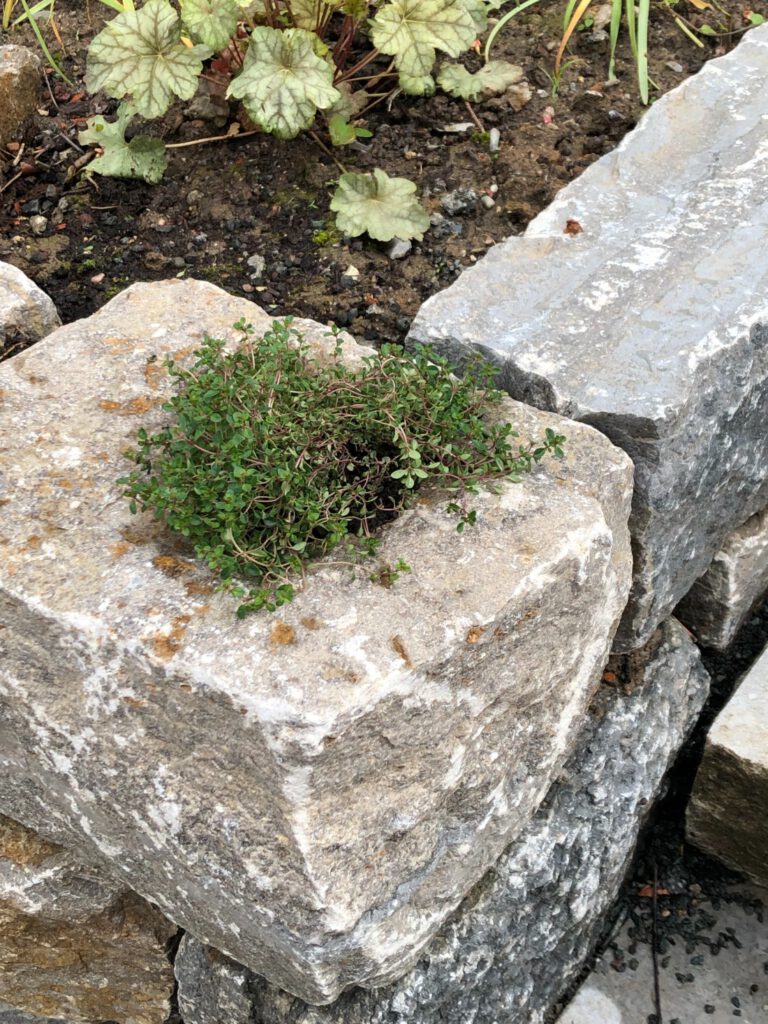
0,0,761,358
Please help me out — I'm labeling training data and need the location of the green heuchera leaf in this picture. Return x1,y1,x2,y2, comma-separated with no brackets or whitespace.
330,168,430,241
370,0,478,95
458,0,488,34
86,0,211,119
78,103,168,183
327,113,372,145
290,0,343,30
438,59,523,100
227,26,340,139
180,0,239,51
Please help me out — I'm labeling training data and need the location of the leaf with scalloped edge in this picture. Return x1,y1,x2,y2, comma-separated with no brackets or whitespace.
86,0,211,119
458,0,489,33
370,0,477,95
180,0,239,51
330,168,430,241
438,59,523,100
78,103,168,183
227,26,339,139
289,0,344,30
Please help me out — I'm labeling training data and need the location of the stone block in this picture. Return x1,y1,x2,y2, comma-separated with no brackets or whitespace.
1,261,61,357
175,618,710,1024
688,643,768,885
407,26,768,651
0,815,175,1024
0,46,42,148
0,279,632,1003
675,507,768,649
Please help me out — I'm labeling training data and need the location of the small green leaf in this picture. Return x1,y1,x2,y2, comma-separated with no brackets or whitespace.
698,22,716,34
330,168,430,241
438,59,523,100
180,0,239,51
290,0,344,29
371,0,478,95
86,0,211,118
78,103,169,183
748,11,765,24
227,26,340,139
327,113,371,146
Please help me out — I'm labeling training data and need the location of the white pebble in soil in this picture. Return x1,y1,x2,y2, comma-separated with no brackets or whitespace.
558,886,768,1023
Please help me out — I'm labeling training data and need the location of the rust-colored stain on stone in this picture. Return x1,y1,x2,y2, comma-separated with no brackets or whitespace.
466,625,486,644
23,535,41,550
111,541,132,559
301,616,323,631
152,614,193,661
99,396,154,416
0,815,61,867
390,635,414,669
184,578,214,597
270,622,296,646
144,358,165,391
122,696,148,709
153,554,196,578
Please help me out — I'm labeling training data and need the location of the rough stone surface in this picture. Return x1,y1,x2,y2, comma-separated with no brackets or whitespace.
0,261,61,357
0,279,632,1003
175,618,710,1024
688,643,768,886
0,278,630,999
407,26,768,652
675,507,768,650
0,46,42,149
0,815,175,1024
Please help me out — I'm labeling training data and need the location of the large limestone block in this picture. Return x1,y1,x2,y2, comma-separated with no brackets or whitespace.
675,507,768,649
176,619,710,1024
0,46,42,148
407,26,768,652
688,643,768,885
0,261,61,357
0,280,632,1002
0,815,175,1024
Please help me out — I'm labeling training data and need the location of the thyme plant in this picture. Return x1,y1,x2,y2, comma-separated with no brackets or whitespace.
121,319,565,617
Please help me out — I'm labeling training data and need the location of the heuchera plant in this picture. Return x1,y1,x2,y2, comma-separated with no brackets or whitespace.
80,0,522,239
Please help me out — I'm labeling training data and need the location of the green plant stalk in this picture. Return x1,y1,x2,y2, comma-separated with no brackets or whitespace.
17,0,73,85
484,0,542,62
607,0,622,79
637,0,650,103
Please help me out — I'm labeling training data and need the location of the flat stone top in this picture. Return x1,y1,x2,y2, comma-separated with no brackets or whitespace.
409,26,768,423
709,644,768,767
0,280,629,742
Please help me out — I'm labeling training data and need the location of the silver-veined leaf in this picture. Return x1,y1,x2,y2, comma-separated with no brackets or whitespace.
180,0,239,51
227,26,339,138
78,103,168,183
86,0,211,118
438,59,523,100
330,168,430,241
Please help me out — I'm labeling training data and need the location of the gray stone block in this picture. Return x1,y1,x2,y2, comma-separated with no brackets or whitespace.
676,506,768,649
0,261,60,356
0,280,632,1003
407,26,768,651
0,46,42,149
176,618,710,1024
688,642,768,885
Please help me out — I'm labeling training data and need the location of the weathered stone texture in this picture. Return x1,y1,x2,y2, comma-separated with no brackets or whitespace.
675,507,768,649
407,25,768,652
0,46,42,148
688,643,768,886
0,261,61,357
176,618,709,1024
0,279,633,1003
0,816,175,1024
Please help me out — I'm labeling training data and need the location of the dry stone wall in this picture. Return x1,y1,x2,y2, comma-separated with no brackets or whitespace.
407,25,768,653
0,280,632,1004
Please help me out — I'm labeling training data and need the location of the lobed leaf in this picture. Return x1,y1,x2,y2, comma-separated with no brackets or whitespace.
370,0,478,94
86,0,211,119
330,168,430,241
437,59,523,100
78,103,168,183
180,0,239,51
227,26,340,139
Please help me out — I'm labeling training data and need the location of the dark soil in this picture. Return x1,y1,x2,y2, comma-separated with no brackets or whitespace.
1,0,760,358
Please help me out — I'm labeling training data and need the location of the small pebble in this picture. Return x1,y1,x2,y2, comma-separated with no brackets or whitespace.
731,997,740,1008
704,1006,715,1015
488,127,501,152
29,215,48,236
385,237,412,260
480,194,495,209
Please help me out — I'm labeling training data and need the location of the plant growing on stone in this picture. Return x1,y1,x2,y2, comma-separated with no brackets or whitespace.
78,0,524,238
120,318,565,617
